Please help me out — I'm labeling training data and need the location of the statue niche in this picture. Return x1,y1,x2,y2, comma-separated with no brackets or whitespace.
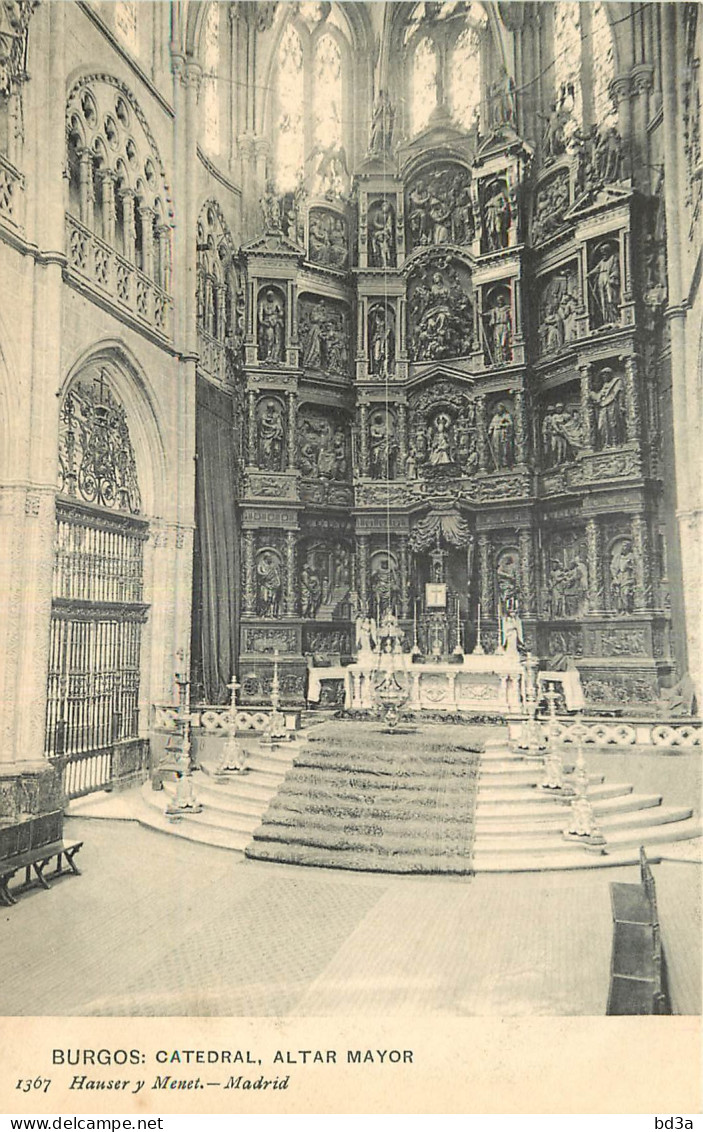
483,285,512,366
300,540,351,619
541,390,584,467
587,238,621,328
537,264,579,356
369,406,400,480
487,397,516,469
368,302,396,378
256,547,283,618
481,177,512,253
608,536,636,614
531,168,570,246
298,294,350,376
256,397,286,471
297,406,349,481
257,286,285,363
368,198,396,268
407,256,473,362
590,366,627,449
408,383,478,478
405,163,474,254
370,549,400,619
308,207,349,269
544,530,588,618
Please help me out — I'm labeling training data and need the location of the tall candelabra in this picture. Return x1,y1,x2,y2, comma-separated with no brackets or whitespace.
563,718,606,847
515,653,547,754
261,650,290,746
217,674,249,776
541,682,576,795
165,669,202,818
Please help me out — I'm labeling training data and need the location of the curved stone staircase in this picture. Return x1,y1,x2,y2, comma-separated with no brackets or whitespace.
137,725,700,872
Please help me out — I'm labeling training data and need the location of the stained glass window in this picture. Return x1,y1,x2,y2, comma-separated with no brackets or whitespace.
202,3,220,156
553,1,583,133
413,37,438,134
449,27,481,130
276,24,305,192
590,2,617,132
114,0,137,52
313,34,342,151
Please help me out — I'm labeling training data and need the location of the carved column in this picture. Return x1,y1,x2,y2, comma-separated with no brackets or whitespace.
631,513,652,612
216,283,227,339
397,404,408,471
284,530,297,615
399,535,410,620
247,389,257,465
630,67,654,187
518,529,537,616
357,535,369,613
100,170,116,245
78,148,94,229
476,395,488,471
139,203,155,278
579,363,596,449
120,189,136,263
287,391,297,470
623,356,642,444
156,225,171,291
611,74,633,179
242,531,256,614
586,518,604,613
514,390,528,465
478,534,493,618
358,404,370,476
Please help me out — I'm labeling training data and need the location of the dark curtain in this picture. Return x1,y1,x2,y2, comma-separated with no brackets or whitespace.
192,378,240,704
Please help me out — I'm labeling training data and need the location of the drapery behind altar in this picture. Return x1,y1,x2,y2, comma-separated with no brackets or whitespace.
192,378,240,704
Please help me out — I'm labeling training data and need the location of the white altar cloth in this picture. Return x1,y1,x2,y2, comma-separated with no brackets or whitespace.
344,653,523,714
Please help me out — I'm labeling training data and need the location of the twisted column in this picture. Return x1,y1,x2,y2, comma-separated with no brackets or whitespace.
518,528,537,615
247,390,257,465
287,391,297,470
579,363,595,449
586,518,604,613
631,513,652,611
358,404,370,476
357,535,369,613
284,530,297,614
476,395,488,471
242,531,256,614
478,534,493,618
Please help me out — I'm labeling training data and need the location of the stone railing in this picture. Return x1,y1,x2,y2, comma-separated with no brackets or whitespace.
66,215,173,340
507,716,701,749
197,328,228,384
154,704,276,734
0,153,24,231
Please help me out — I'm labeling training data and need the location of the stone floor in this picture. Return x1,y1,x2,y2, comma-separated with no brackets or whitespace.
1,814,700,1017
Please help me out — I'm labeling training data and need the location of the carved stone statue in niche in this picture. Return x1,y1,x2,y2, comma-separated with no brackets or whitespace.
540,84,577,164
538,268,579,355
532,170,570,245
368,303,395,377
368,199,396,268
299,296,349,375
409,382,477,477
590,368,626,448
281,171,307,246
260,177,282,233
257,289,285,363
370,552,400,616
428,411,453,466
581,125,624,195
405,164,473,253
256,549,282,618
297,410,348,481
369,90,395,155
541,402,583,466
257,398,285,470
483,180,511,251
495,548,521,612
408,257,473,361
587,240,621,327
300,561,323,619
308,208,348,268
546,532,588,617
488,402,515,468
488,70,517,134
369,407,399,479
483,289,512,365
609,538,636,614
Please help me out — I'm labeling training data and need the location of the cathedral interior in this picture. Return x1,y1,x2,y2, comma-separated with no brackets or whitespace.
0,0,702,1028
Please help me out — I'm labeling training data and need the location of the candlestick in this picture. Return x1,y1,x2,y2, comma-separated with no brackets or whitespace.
474,600,485,654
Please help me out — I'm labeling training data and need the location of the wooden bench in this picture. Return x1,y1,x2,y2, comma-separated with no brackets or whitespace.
606,847,670,1014
0,839,83,906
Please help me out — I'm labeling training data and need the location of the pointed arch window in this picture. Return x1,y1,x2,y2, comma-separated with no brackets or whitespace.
412,37,438,134
553,0,583,134
202,2,221,156
449,26,481,131
551,1,617,138
403,3,488,138
591,2,617,132
275,23,305,192
313,33,343,152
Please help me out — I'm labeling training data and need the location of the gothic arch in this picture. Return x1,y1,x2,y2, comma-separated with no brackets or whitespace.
60,341,169,520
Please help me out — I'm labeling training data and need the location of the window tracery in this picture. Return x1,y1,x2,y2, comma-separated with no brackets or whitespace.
197,201,245,380
275,23,305,193
114,0,138,53
553,1,583,135
412,37,438,134
449,27,481,131
590,3,617,133
403,2,488,137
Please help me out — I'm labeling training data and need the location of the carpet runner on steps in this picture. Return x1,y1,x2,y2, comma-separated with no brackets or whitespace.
245,738,483,875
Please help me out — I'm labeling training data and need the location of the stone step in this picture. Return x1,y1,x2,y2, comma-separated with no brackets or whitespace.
474,806,693,850
143,782,256,837
476,792,663,821
138,807,250,852
477,782,634,803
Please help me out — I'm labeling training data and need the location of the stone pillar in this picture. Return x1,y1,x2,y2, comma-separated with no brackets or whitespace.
476,395,488,471
623,356,642,444
631,513,652,612
139,203,155,278
247,390,257,465
631,67,654,188
156,226,171,292
78,148,94,229
100,169,116,245
518,529,536,616
611,75,633,180
284,530,297,615
120,189,136,263
514,390,528,465
586,518,603,613
287,391,297,470
478,534,493,618
357,535,369,613
242,531,256,614
579,363,595,449
216,283,227,339
399,536,410,620
358,404,370,476
398,404,408,471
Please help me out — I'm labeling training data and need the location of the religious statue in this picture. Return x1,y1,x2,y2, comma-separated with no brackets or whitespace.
483,183,511,251
307,140,349,199
257,399,285,470
301,298,326,369
355,614,377,659
257,289,284,362
496,550,520,611
532,171,570,245
257,550,282,618
541,403,583,466
369,303,395,377
587,242,621,326
300,562,323,619
499,609,525,656
408,259,473,361
610,539,636,614
538,270,579,354
488,402,515,468
595,125,624,185
405,164,473,252
299,297,349,375
484,292,512,364
488,70,517,134
590,368,626,448
405,444,419,480
371,555,400,616
428,411,454,466
368,199,396,268
450,175,474,245
308,209,348,268
540,84,577,163
369,409,398,479
369,90,395,155
260,178,282,233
